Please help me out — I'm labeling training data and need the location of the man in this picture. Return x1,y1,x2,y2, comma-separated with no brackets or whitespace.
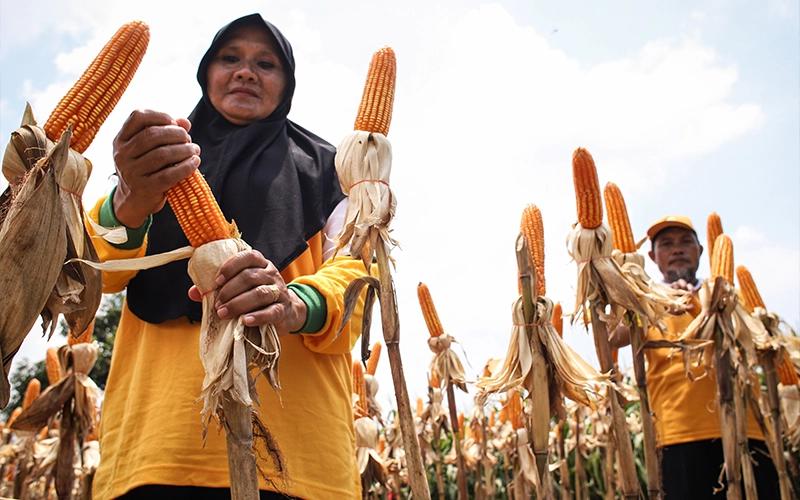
610,215,778,499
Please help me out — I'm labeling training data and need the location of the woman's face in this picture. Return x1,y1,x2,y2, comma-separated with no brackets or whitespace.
206,24,288,125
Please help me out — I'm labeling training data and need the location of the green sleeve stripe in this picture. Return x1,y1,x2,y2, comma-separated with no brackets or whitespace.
287,283,327,334
99,186,151,250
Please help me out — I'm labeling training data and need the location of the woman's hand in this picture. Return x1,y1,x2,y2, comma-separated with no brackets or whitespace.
188,249,308,333
112,110,201,228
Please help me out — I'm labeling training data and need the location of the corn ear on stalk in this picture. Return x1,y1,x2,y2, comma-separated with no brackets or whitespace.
552,302,564,338
736,265,766,312
366,342,382,376
711,234,734,284
507,391,524,430
604,182,636,253
354,47,396,136
707,213,723,270
572,148,603,229
6,407,22,429
352,360,368,418
520,205,546,296
418,283,444,338
22,379,41,410
46,347,62,385
419,282,467,391
44,21,149,153
68,318,95,346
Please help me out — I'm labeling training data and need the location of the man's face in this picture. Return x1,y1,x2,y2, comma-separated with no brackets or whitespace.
648,227,703,284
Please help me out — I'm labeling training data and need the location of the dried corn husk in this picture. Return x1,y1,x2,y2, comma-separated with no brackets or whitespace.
567,225,689,331
333,131,396,268
355,417,386,486
477,297,609,409
427,334,467,392
364,374,383,423
0,129,70,408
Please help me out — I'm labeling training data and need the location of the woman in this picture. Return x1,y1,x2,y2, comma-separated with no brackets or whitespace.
88,14,366,499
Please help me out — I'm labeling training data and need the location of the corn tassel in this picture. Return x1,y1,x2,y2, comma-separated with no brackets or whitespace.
166,171,233,247
735,265,766,312
68,318,95,345
604,182,636,253
366,342,382,375
418,282,444,337
520,204,546,296
22,379,40,410
552,302,564,338
711,234,734,284
707,213,723,270
45,347,62,385
572,148,603,229
44,21,149,153
352,360,368,417
354,47,396,135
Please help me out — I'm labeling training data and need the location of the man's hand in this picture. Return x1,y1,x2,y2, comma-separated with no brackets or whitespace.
112,110,200,228
188,249,308,334
669,279,694,292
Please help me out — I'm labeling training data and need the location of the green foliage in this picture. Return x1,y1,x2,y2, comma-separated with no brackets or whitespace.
1,293,123,420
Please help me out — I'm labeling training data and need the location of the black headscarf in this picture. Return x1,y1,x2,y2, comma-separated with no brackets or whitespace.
127,14,345,324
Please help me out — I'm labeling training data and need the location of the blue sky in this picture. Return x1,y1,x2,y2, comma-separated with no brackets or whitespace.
1,0,797,407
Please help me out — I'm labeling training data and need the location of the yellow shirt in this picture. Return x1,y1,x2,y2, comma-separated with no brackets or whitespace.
645,312,763,447
87,198,366,499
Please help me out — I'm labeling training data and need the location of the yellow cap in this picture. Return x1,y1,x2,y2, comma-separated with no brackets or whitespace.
646,215,695,240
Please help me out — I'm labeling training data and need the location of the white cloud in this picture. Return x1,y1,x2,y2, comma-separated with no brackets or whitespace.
3,1,787,410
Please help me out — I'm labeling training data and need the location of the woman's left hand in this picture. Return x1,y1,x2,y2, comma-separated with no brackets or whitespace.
188,249,307,333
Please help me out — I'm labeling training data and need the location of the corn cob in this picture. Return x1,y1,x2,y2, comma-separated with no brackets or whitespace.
416,397,424,418
604,182,636,253
44,21,149,153
418,282,444,337
572,148,603,229
45,347,61,385
489,410,495,428
735,265,766,312
711,234,734,284
552,302,564,338
354,47,396,135
458,412,465,432
366,342,382,375
166,171,233,247
707,213,724,269
7,407,22,429
429,371,441,389
520,205,546,296
22,378,40,410
777,354,799,386
68,318,95,346
352,360,368,416
507,390,524,430
38,426,48,440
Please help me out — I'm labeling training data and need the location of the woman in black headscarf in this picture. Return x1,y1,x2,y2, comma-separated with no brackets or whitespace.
89,14,366,499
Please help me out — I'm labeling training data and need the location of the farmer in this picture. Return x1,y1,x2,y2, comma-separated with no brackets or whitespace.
87,14,365,499
610,215,778,499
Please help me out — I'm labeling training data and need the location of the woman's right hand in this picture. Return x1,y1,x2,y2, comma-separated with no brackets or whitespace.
112,110,201,228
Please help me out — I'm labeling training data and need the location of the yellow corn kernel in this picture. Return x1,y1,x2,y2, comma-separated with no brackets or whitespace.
711,234,734,284
735,265,766,312
707,212,723,270
354,47,396,136
352,360,368,416
520,204,546,296
44,21,149,153
166,170,233,247
417,282,444,338
552,302,564,338
366,342,382,376
572,148,603,229
46,347,62,386
604,182,636,253
68,318,95,346
22,379,40,410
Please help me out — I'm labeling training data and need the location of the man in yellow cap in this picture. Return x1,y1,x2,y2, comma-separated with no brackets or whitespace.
611,215,778,499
